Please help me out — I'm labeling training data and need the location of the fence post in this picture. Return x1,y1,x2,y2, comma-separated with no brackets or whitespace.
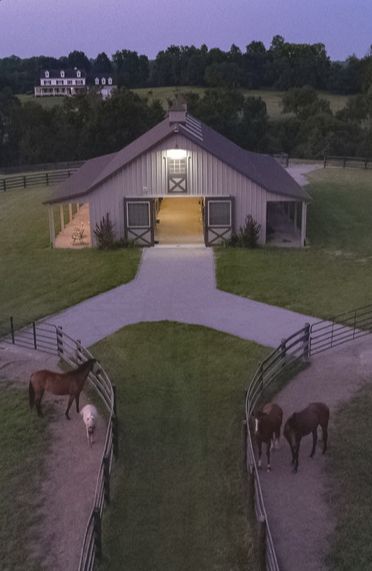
46,172,49,186
103,455,110,504
56,326,63,356
257,515,267,571
3,179,6,192
303,322,311,360
93,507,102,560
32,322,37,350
10,316,15,344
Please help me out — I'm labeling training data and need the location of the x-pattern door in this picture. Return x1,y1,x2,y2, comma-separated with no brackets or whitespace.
168,158,187,194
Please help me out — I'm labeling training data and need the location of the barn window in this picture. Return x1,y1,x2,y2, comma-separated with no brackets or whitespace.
127,202,150,228
208,200,231,227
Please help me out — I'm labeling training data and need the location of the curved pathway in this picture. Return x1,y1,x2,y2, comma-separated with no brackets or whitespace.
259,337,372,571
45,247,318,348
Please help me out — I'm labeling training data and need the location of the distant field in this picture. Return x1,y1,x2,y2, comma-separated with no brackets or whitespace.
17,94,65,108
133,86,349,118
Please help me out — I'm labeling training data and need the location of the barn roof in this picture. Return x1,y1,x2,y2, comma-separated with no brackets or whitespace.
46,112,310,204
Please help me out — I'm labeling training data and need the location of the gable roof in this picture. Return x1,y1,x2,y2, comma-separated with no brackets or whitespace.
46,113,310,204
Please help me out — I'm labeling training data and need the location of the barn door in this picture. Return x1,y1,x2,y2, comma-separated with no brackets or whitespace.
204,197,234,246
124,198,155,246
168,157,187,194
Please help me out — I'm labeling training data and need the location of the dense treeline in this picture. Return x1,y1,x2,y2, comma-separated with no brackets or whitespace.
1,37,372,94
1,84,372,167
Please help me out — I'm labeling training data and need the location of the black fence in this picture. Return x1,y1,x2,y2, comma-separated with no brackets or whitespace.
0,317,118,571
244,303,372,570
323,155,372,169
0,168,79,192
0,160,84,176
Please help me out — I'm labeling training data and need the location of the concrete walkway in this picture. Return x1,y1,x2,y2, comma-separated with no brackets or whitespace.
45,247,318,348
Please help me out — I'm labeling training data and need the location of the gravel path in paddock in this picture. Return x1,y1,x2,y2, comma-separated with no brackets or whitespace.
0,344,106,571
258,337,372,571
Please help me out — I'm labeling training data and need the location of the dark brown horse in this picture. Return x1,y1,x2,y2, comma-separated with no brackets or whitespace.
29,359,96,419
284,402,330,472
253,403,283,471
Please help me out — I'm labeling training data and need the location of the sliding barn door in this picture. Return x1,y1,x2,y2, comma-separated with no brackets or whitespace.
204,197,234,246
124,199,155,246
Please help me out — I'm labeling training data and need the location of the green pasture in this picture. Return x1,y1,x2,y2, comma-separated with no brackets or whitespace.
17,93,65,108
0,185,140,330
133,86,348,118
0,383,49,570
217,168,372,318
92,322,268,571
325,382,372,570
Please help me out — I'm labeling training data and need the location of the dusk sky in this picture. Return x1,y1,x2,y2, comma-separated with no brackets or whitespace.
0,0,371,61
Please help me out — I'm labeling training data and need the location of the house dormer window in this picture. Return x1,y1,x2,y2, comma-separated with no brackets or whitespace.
77,70,81,78
108,77,112,85
45,71,49,78
101,77,106,85
60,70,65,78
95,77,99,85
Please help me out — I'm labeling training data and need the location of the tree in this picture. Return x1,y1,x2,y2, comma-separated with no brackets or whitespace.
281,86,331,119
67,50,91,72
113,50,149,87
92,52,112,74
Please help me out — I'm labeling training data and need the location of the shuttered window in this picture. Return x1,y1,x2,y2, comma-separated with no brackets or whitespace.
127,202,150,228
208,200,231,227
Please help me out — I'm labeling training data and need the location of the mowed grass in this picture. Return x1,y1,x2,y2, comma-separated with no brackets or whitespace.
133,86,348,118
0,383,49,570
17,93,65,108
0,186,140,330
325,382,372,570
91,322,269,571
217,168,372,318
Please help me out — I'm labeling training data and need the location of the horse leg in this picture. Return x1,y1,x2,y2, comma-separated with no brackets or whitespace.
293,438,301,473
36,389,44,417
266,441,271,472
274,427,281,449
257,440,262,469
65,395,74,419
322,425,328,454
75,392,80,413
310,428,318,457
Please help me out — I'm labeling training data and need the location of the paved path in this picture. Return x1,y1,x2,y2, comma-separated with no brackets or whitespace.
258,337,372,571
45,247,318,348
286,163,321,186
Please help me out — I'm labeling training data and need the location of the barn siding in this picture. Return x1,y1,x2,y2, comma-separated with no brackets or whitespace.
89,134,300,246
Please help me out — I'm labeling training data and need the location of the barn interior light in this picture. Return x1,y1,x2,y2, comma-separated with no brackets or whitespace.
167,149,187,160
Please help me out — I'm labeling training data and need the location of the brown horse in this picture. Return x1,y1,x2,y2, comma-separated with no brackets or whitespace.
29,359,96,419
284,402,330,473
253,403,283,472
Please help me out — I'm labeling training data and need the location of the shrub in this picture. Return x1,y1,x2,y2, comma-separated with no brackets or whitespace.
94,213,115,249
228,215,261,248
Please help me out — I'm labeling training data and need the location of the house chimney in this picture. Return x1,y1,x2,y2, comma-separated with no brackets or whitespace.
168,101,187,125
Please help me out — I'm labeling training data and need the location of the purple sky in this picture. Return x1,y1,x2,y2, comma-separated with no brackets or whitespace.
0,0,371,61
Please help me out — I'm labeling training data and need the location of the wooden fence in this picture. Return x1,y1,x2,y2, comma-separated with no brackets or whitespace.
0,160,84,175
0,317,118,571
244,303,372,569
0,168,80,192
323,155,372,169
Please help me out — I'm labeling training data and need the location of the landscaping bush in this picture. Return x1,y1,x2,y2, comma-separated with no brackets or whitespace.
94,213,115,249
228,215,261,248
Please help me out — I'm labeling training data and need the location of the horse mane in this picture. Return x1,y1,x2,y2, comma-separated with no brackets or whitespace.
75,358,96,373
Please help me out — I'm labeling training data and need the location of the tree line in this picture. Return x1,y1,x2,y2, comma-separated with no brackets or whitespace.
1,37,372,94
1,84,372,168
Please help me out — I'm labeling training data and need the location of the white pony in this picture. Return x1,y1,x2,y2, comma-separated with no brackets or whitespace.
80,404,98,447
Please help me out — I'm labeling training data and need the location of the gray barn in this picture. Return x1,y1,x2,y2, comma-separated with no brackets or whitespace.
46,106,310,248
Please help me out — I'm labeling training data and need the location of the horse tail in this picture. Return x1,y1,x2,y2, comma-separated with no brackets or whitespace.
29,377,35,409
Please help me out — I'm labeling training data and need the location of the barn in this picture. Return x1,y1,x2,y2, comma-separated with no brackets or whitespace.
45,105,310,248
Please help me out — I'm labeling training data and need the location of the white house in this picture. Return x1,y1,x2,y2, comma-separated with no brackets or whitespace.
34,69,87,97
45,105,310,248
93,74,116,100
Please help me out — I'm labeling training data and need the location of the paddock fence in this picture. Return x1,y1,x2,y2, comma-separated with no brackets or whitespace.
0,316,118,571
323,154,372,169
244,302,372,570
0,168,80,192
0,160,85,176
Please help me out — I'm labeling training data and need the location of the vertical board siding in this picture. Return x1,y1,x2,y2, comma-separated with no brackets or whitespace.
89,134,300,245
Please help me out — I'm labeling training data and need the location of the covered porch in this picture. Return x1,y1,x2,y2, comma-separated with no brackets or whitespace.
266,201,307,247
48,202,92,248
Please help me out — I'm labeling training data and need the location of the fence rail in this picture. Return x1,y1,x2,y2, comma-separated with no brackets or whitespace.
323,155,372,169
0,160,84,176
245,303,372,569
0,316,118,571
0,168,79,192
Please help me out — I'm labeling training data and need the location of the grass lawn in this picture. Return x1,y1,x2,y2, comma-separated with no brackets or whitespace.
17,93,65,108
133,86,348,118
0,382,49,570
0,186,140,331
325,382,372,570
91,322,269,571
217,168,372,318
